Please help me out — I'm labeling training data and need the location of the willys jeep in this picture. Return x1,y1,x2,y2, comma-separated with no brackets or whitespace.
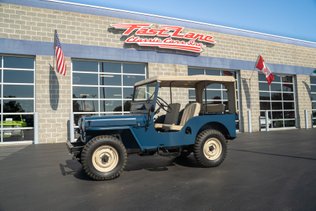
67,75,237,180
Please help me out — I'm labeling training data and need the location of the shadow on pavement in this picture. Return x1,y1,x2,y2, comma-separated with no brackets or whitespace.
59,159,92,180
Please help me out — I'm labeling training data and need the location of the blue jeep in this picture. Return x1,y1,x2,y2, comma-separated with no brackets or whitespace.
67,75,237,180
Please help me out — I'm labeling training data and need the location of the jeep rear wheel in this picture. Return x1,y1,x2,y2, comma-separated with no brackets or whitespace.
194,129,227,167
81,135,127,180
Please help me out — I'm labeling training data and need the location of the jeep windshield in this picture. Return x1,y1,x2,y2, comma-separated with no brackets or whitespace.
130,81,157,114
133,82,157,102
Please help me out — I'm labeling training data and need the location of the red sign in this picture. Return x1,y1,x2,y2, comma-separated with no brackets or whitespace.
110,23,216,53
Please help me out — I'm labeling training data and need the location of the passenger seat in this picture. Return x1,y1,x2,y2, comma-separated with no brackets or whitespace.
162,103,201,131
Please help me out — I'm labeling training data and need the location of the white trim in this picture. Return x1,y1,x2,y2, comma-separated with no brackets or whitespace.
89,118,136,122
2,127,35,131
0,141,33,145
1,68,35,71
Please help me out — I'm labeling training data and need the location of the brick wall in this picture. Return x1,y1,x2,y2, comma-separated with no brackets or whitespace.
295,75,313,129
36,56,71,143
1,3,316,69
239,71,260,132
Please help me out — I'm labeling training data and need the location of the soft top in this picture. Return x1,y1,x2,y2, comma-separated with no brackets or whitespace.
134,75,235,88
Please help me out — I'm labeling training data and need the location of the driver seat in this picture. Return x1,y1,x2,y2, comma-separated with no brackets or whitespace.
154,103,181,129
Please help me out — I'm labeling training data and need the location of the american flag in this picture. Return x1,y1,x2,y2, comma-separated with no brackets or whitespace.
54,30,66,76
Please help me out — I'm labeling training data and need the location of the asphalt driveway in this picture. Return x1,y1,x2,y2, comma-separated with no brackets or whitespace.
1,129,316,211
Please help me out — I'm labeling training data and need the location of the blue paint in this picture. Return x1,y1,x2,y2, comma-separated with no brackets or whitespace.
83,112,236,150
2,0,316,48
0,38,314,75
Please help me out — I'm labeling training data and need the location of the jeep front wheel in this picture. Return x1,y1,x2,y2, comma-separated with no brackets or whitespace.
194,129,227,167
81,135,127,180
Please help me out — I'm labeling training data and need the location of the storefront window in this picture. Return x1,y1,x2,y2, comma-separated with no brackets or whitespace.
311,76,316,126
72,60,146,125
0,55,35,143
188,68,240,130
259,74,296,129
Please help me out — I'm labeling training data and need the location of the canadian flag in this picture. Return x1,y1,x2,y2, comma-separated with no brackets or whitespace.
255,55,274,85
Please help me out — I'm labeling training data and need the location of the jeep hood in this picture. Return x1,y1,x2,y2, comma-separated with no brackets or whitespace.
82,114,147,129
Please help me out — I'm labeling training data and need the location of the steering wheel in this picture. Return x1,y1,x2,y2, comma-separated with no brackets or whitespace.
155,96,171,113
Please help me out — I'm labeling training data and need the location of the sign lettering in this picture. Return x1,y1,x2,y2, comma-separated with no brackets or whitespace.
110,23,215,53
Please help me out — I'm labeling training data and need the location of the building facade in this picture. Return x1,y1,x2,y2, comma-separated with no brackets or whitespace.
0,0,316,144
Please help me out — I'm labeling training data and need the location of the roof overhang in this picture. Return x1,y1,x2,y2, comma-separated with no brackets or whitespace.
134,75,235,88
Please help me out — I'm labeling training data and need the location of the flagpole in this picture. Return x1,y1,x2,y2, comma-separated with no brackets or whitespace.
53,29,56,73
246,56,260,132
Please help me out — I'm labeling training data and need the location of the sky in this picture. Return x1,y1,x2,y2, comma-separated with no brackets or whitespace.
64,0,316,42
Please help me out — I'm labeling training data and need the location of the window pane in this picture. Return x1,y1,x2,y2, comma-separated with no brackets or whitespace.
103,62,121,73
273,75,281,82
203,90,222,101
207,83,221,89
282,84,293,92
73,73,98,85
73,100,98,112
312,102,316,109
284,102,294,109
311,85,316,93
4,56,34,69
272,120,283,128
3,114,34,128
260,92,270,100
259,82,269,91
100,87,122,99
283,93,294,100
282,76,293,83
123,75,144,86
271,83,281,92
100,100,122,112
100,74,121,86
313,111,316,118
3,70,33,83
123,88,134,99
123,63,146,74
272,102,282,110
188,68,204,75
258,74,266,82
205,69,220,75
260,102,270,110
271,92,282,100
284,120,295,127
73,61,98,72
189,90,195,99
73,87,98,98
3,85,33,98
3,100,33,112
284,111,295,119
3,129,34,142
272,111,283,119
311,94,316,101
310,77,316,85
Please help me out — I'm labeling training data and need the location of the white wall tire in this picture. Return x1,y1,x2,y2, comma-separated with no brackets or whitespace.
81,135,127,181
194,129,227,167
